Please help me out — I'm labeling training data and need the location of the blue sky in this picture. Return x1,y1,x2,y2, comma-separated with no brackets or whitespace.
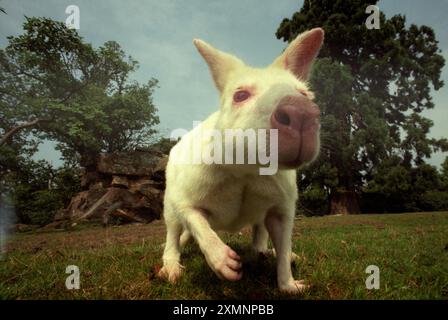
1,0,447,167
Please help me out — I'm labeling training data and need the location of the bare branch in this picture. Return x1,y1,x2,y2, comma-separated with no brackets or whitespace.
0,118,43,146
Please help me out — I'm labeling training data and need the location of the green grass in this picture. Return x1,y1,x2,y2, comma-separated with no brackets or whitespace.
1,212,447,299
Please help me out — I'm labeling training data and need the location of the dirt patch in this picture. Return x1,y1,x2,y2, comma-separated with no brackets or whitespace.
6,220,167,253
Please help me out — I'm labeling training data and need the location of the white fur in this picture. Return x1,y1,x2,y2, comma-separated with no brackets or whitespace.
158,28,324,293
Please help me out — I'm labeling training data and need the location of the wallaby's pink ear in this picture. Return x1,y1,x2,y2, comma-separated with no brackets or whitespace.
271,28,324,81
193,39,244,93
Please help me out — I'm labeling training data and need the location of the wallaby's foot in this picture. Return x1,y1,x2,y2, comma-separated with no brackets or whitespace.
279,279,309,294
207,245,243,281
290,252,300,265
158,261,184,283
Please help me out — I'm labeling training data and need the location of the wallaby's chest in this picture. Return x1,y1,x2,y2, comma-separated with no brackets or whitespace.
198,174,287,231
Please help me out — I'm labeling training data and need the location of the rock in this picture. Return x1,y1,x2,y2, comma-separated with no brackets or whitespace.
90,181,107,190
97,151,165,176
61,188,108,220
153,156,168,180
16,224,40,233
139,186,162,199
129,178,163,193
81,170,101,189
57,151,167,226
111,175,129,188
111,209,149,223
41,221,64,230
60,183,163,223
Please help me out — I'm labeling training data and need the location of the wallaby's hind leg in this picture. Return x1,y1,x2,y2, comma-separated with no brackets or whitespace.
252,223,300,264
252,223,269,253
180,230,192,248
265,211,308,294
158,216,184,283
160,229,191,249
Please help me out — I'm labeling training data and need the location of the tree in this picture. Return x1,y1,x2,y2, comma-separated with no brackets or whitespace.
0,17,159,170
441,157,448,190
363,156,448,212
147,137,178,155
8,159,81,225
277,0,447,214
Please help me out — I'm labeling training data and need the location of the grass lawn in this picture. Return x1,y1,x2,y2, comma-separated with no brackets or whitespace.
1,212,447,299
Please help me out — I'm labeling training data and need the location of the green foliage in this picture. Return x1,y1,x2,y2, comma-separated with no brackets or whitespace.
297,183,328,215
362,156,448,212
0,17,159,167
10,160,81,225
148,137,178,155
441,157,448,190
15,188,62,225
419,191,448,212
277,0,447,214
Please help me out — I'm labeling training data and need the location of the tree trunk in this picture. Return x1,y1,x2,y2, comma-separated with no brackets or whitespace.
330,189,360,215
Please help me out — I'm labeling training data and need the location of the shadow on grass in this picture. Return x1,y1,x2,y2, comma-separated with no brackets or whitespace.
173,239,307,300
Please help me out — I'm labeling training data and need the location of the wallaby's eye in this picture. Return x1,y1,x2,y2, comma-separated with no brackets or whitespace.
233,90,251,103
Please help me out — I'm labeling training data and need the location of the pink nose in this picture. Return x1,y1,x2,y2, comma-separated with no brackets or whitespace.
271,95,320,134
270,95,320,166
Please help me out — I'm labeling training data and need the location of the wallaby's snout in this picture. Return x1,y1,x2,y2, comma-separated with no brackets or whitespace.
271,94,320,167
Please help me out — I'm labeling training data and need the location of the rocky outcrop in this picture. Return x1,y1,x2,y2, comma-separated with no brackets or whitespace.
55,151,167,225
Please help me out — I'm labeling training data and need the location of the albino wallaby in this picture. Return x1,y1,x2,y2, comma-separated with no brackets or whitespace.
158,28,324,293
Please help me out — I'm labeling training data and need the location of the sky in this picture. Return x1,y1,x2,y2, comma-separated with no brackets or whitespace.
0,0,447,167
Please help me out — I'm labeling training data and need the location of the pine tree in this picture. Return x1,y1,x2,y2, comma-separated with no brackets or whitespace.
277,0,447,214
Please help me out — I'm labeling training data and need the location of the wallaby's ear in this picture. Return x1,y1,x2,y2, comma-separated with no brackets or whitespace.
194,39,244,93
271,28,324,81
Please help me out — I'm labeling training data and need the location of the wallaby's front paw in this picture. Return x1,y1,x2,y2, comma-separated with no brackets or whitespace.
208,245,243,281
158,261,184,283
279,279,309,294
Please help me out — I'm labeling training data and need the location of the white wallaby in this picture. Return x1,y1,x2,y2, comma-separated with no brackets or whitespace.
158,28,324,294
